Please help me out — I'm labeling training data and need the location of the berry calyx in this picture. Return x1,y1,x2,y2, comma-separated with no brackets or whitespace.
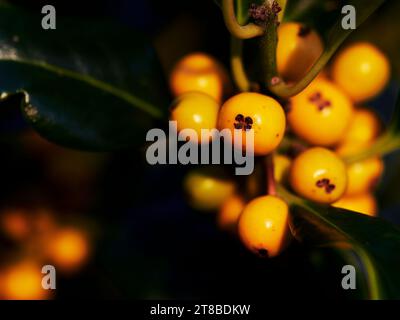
290,147,348,204
218,93,286,155
287,78,354,146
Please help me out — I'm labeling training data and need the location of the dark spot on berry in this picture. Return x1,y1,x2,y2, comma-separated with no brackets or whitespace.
235,114,253,131
298,25,311,37
245,117,253,125
309,92,331,111
316,179,336,194
235,114,245,122
326,184,336,194
234,122,243,130
258,249,269,258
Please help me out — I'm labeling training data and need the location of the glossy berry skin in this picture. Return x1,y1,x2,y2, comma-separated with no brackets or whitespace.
184,169,236,211
290,147,347,204
170,92,220,143
217,194,245,231
287,78,353,146
333,193,377,217
169,53,229,103
336,108,382,156
332,42,390,103
345,157,384,196
218,93,286,156
277,23,324,83
238,196,289,258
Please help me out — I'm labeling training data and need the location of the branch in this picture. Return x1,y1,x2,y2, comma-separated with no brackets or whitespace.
222,0,265,39
230,36,251,92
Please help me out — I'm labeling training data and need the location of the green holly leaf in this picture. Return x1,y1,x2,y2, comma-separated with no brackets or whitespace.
289,200,400,299
0,4,169,151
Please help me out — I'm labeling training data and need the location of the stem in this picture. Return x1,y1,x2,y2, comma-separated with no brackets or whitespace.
276,184,301,205
277,0,287,22
266,154,277,196
230,36,251,92
268,0,385,98
258,5,280,88
344,133,400,164
222,0,265,39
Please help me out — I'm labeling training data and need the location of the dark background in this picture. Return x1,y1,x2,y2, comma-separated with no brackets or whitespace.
0,0,399,299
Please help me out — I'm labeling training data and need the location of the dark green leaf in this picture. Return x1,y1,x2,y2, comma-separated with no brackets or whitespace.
0,4,169,151
290,201,400,299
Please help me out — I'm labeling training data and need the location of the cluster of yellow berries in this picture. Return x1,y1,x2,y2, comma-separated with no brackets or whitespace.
169,22,390,258
0,208,90,299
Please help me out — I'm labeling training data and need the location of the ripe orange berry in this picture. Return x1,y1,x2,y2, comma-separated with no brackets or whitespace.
0,261,50,300
217,194,245,231
169,53,229,103
184,168,236,211
238,195,290,258
345,157,384,196
46,228,90,273
287,78,353,146
290,147,347,204
218,93,286,156
277,23,324,83
333,193,377,217
0,209,31,241
336,107,382,156
170,92,220,143
332,42,390,103
274,154,292,183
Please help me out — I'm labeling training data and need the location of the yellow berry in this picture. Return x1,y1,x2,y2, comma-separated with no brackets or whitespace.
288,78,353,146
0,261,50,300
346,157,384,196
217,194,245,231
277,23,324,83
46,228,90,273
169,53,229,103
218,93,286,156
333,193,377,217
332,42,390,103
290,147,347,204
336,108,382,156
184,168,236,211
238,195,290,258
170,92,220,143
274,154,291,183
